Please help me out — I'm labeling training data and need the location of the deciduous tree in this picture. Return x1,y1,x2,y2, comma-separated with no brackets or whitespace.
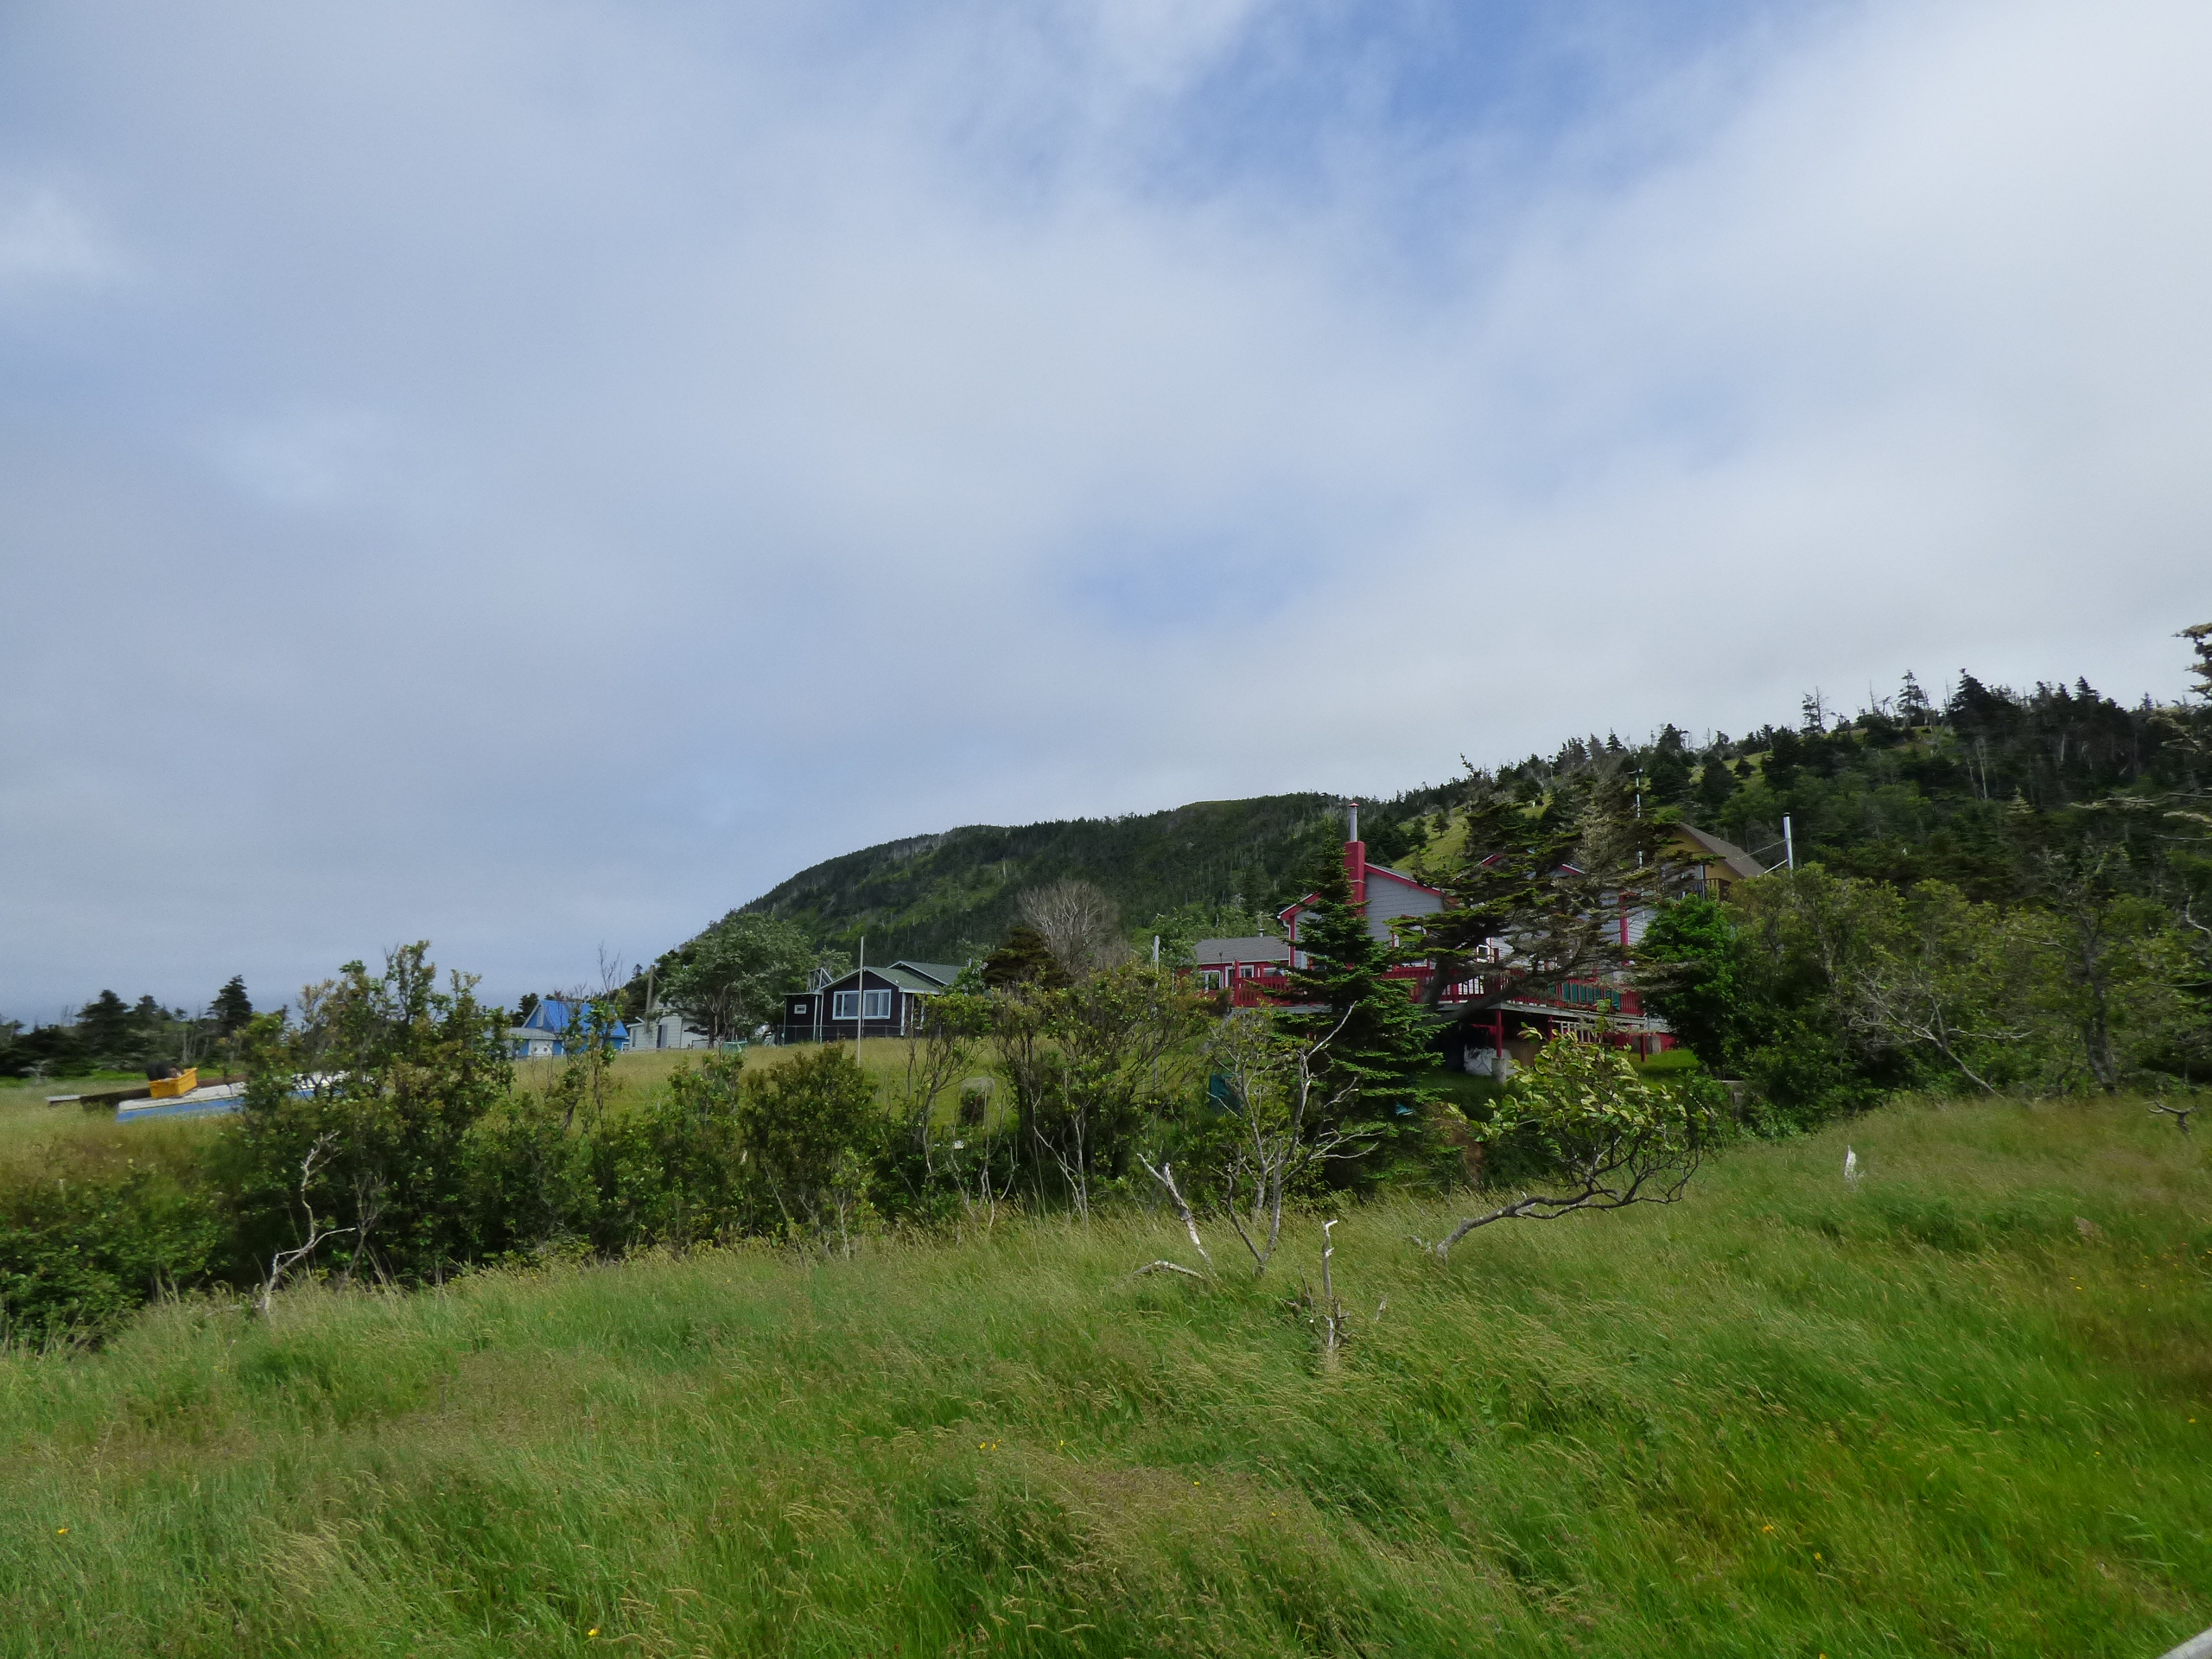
1018,880,1128,980
1427,1035,1721,1260
229,943,512,1286
664,913,830,1044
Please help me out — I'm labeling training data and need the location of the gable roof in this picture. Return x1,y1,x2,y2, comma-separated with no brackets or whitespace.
1193,936,1291,964
1669,823,1765,883
889,961,965,987
1365,864,1441,895
522,998,591,1033
807,963,961,996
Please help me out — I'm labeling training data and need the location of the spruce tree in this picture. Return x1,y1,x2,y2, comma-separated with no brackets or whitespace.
1694,752,1738,813
1274,850,1437,1148
74,990,135,1064
982,925,1071,990
212,976,254,1037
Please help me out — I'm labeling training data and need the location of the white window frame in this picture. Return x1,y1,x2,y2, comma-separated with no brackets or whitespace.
834,988,894,1021
832,990,858,1020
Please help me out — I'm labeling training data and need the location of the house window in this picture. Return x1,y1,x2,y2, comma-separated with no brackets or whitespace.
791,1001,810,1020
1238,964,1255,978
834,989,893,1020
1199,970,1222,991
833,990,857,1020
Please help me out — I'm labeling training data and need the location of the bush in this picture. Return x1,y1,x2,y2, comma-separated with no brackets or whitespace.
731,1046,878,1247
221,944,514,1286
585,1050,756,1251
0,1140,226,1345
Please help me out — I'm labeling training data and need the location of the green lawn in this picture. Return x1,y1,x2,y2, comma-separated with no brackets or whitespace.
1,1092,2207,1656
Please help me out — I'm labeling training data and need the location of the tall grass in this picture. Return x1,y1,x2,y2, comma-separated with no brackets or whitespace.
0,1093,2206,1656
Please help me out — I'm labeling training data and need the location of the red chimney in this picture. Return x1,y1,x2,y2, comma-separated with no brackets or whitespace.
1344,799,1366,908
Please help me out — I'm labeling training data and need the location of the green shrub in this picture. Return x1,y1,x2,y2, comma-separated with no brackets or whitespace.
0,1142,226,1345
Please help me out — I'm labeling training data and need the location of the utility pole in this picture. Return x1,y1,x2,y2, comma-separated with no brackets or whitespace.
1783,815,1796,873
856,935,866,1061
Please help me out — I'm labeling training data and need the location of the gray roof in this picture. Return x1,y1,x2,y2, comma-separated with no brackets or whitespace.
1193,935,1291,965
1672,823,1766,883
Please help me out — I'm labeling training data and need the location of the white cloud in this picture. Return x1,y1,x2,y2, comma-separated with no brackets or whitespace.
0,182,117,286
213,408,392,509
1,0,2206,1011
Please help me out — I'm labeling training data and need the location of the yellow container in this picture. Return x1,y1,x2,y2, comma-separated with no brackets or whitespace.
147,1068,200,1101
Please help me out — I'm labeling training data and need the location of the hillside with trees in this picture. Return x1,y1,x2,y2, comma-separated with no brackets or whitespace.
672,638,2208,990
722,792,1351,964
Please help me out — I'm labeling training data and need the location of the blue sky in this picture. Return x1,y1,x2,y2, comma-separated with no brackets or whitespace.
2,0,2206,1017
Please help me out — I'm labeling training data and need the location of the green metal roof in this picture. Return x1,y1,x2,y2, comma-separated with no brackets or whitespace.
889,961,964,987
813,963,958,995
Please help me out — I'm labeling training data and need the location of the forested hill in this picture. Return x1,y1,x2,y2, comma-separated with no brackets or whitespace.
733,793,1352,964
715,645,2209,968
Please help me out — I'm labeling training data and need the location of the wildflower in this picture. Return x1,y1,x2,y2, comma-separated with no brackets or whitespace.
55,1527,67,1535
1761,1524,1776,1535
587,1630,598,1638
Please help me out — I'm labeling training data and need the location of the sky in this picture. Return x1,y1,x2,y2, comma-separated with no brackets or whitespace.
2,0,2207,1018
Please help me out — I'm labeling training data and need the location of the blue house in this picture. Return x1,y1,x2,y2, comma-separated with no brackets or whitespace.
509,998,630,1059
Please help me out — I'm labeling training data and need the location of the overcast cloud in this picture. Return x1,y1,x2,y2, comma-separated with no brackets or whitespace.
2,0,2205,1016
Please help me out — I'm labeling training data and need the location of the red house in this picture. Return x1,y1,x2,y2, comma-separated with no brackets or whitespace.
1217,804,1674,1076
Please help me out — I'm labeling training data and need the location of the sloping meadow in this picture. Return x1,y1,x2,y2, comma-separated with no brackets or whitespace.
0,1095,2206,1657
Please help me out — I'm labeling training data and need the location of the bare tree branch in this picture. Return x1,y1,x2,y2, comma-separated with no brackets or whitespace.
1137,1155,1215,1279
257,1133,355,1319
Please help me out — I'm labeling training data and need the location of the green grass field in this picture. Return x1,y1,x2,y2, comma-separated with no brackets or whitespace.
1,1091,2207,1656
0,1040,977,1161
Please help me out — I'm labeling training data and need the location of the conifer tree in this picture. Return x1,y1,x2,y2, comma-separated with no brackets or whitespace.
75,989,135,1063
1274,850,1436,1145
1694,751,1738,812
982,924,1071,990
212,976,254,1037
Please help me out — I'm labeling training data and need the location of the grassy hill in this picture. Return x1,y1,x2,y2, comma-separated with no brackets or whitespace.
3,1092,2206,1656
732,792,1351,962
